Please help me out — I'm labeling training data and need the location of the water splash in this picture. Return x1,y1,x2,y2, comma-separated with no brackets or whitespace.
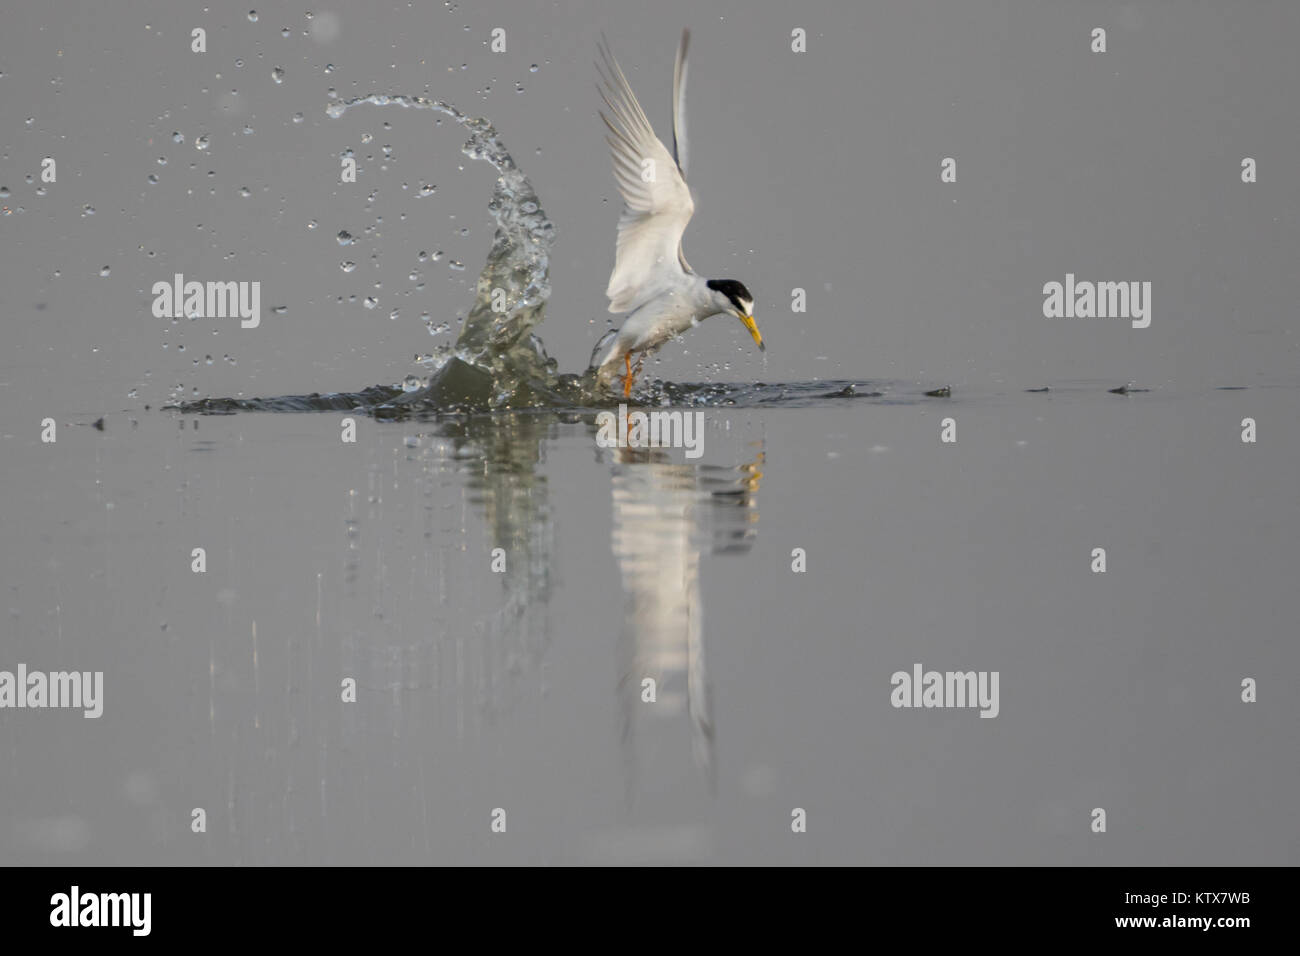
325,94,558,396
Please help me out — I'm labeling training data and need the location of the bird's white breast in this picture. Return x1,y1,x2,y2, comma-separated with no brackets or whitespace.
621,275,716,352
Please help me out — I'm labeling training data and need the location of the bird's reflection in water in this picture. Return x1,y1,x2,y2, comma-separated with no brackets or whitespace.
340,413,762,809
606,442,763,798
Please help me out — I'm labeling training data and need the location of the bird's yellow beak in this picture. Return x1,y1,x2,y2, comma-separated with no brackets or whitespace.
740,314,765,351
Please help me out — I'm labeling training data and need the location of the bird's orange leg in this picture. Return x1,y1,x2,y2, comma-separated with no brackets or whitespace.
623,352,635,397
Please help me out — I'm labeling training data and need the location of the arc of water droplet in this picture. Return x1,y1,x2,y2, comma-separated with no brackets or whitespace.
325,94,557,385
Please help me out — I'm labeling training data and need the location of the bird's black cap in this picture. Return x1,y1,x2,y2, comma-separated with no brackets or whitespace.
706,279,754,312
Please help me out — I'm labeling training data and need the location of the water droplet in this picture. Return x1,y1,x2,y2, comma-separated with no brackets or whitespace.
307,219,318,229
0,187,9,198
448,260,465,271
171,131,184,143
235,58,244,68
195,135,210,151
360,131,373,144
529,64,539,72
336,230,353,245
430,250,444,262
340,261,356,272
363,296,378,309
82,204,94,216
238,186,251,197
418,184,436,197
99,266,110,276
272,66,285,83
147,173,159,184
272,305,287,314
247,10,258,22
157,156,167,165
389,308,399,320
292,112,304,123
205,354,214,365
402,375,421,392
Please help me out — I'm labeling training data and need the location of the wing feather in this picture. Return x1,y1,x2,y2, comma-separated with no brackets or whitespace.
672,29,692,272
672,29,690,179
598,34,696,314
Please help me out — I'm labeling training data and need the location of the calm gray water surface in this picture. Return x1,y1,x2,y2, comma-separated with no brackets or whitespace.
2,383,1296,864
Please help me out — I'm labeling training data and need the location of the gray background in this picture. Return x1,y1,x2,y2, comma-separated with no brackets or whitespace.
1,1,1297,864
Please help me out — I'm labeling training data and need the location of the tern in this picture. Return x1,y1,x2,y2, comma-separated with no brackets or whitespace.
588,30,764,397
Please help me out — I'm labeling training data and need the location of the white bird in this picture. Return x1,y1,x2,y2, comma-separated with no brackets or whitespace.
589,30,763,397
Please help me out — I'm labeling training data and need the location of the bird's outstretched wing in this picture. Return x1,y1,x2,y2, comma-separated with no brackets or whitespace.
672,29,690,181
598,32,696,315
